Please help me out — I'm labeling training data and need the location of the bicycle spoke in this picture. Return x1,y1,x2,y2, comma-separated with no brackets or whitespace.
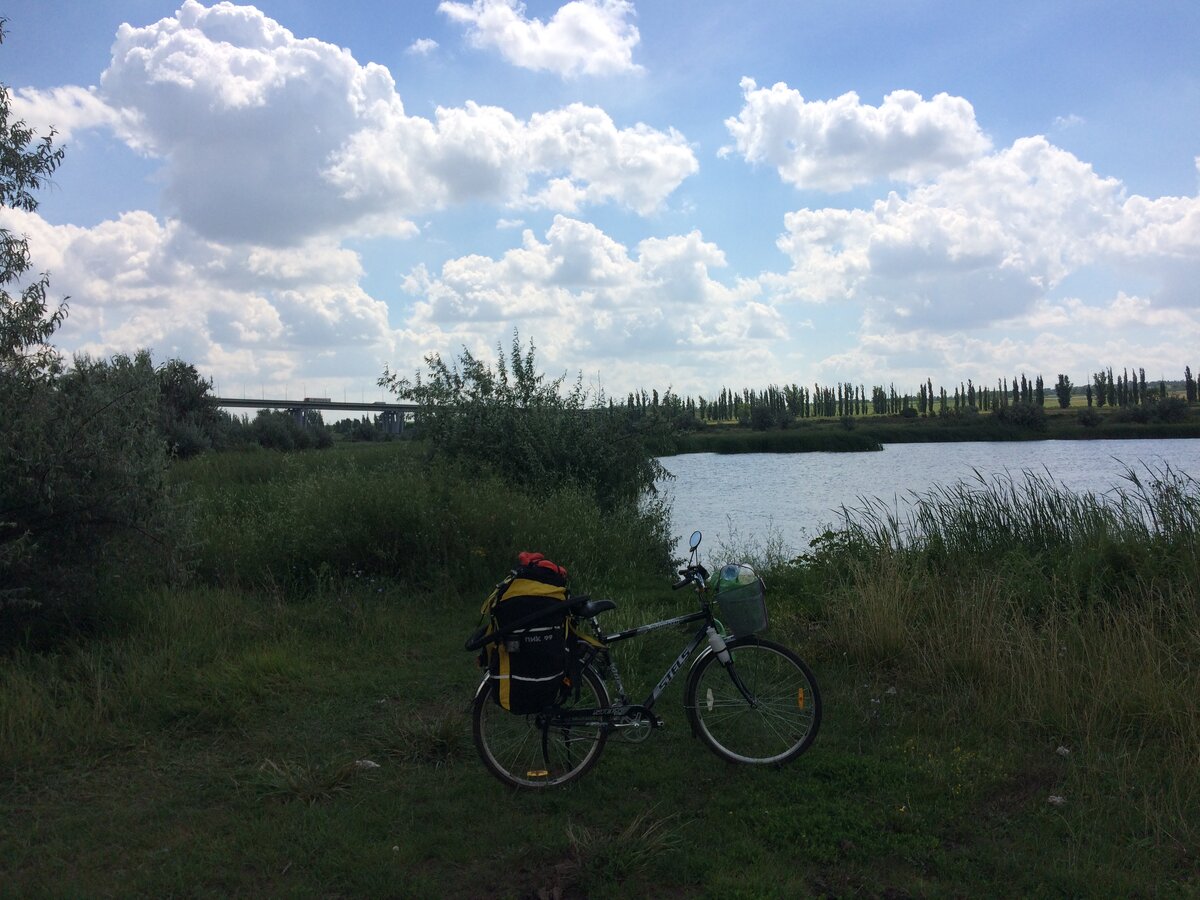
473,668,610,788
686,639,821,765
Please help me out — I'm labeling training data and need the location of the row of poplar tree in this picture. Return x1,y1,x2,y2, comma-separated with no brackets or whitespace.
618,366,1198,424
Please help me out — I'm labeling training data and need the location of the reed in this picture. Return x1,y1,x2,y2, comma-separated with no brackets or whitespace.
813,463,1200,848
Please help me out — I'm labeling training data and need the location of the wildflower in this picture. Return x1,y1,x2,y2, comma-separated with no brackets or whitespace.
1056,745,1070,757
354,759,381,771
1047,795,1067,807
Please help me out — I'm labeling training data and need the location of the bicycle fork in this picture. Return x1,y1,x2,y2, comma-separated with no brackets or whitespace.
706,627,760,709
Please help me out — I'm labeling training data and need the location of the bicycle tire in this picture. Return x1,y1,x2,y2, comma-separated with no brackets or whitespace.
684,636,821,765
472,664,609,789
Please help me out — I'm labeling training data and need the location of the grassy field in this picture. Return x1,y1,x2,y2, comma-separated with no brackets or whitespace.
2,443,1197,897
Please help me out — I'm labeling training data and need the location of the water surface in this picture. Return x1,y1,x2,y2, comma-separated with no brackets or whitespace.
658,438,1200,556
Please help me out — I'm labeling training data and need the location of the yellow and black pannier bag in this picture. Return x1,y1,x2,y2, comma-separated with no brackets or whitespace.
479,553,571,714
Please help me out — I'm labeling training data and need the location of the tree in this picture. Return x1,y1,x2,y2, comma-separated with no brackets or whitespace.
1054,374,1073,409
157,358,224,457
1,24,181,643
1,24,66,380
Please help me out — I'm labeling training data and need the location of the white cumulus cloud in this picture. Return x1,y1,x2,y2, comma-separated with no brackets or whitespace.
770,137,1133,327
439,0,642,77
402,215,784,392
764,133,1200,382
724,78,991,192
46,1,692,247
407,38,439,56
8,85,135,142
0,204,399,390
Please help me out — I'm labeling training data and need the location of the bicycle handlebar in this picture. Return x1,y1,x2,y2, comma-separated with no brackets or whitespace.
672,564,710,591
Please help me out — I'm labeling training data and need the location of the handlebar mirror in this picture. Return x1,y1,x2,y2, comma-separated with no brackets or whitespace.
688,530,702,551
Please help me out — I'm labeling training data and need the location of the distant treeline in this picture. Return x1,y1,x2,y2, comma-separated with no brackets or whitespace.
617,365,1198,429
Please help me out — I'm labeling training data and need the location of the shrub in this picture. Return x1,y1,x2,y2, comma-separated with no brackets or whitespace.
157,358,222,458
1149,396,1189,424
380,333,667,510
749,405,776,431
1,62,183,645
1077,407,1101,428
994,401,1046,431
1113,404,1151,424
2,351,184,644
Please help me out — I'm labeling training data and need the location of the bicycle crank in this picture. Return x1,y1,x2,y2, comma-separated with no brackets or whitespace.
613,706,662,743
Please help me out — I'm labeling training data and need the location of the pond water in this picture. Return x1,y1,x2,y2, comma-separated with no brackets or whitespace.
657,438,1200,557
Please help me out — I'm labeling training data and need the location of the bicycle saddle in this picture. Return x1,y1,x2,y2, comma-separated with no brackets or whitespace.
575,597,616,618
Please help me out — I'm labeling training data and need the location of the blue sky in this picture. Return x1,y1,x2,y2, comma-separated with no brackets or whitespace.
3,0,1198,399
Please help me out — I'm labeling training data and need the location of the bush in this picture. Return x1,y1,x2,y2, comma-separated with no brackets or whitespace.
1077,407,1101,428
749,405,777,431
157,358,222,457
381,334,667,510
994,401,1046,431
1,63,182,646
1,351,184,644
225,409,332,451
1113,404,1151,424
1148,396,1189,424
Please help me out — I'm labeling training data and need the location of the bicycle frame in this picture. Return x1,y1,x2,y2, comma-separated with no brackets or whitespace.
469,531,821,787
472,531,750,730
600,608,711,711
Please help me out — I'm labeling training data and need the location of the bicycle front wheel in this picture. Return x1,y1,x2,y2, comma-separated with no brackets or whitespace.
684,637,821,765
472,665,609,789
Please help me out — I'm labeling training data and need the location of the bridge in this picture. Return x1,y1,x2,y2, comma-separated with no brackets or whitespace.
214,397,418,434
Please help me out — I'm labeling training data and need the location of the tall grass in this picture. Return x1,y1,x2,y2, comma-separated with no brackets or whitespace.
178,443,674,597
812,464,1200,848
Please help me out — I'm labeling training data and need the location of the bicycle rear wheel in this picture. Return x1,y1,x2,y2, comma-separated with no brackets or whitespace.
472,665,609,789
684,637,820,765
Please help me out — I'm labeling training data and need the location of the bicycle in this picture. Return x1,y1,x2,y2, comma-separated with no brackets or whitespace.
464,530,822,789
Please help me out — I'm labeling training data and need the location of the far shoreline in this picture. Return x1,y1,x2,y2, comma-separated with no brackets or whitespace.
659,413,1200,456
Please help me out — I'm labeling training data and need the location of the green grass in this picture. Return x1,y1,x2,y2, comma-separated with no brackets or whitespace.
5,582,1191,896
2,446,1198,896
176,442,673,597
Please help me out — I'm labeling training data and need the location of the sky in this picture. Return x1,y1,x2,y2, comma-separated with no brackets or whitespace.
3,0,1199,401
